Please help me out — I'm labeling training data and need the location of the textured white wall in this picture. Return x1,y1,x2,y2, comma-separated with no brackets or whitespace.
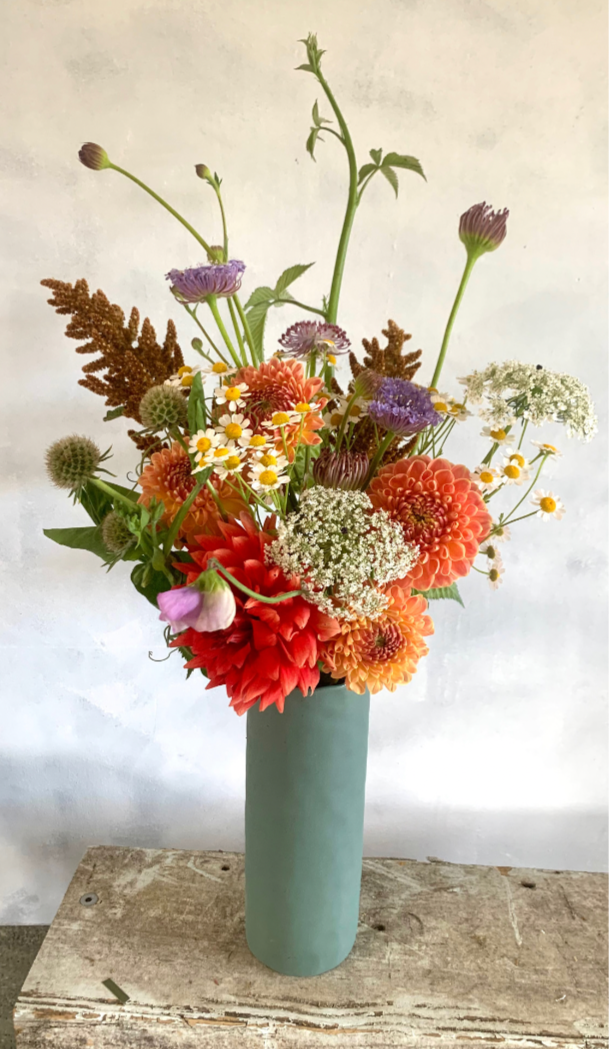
1,0,607,923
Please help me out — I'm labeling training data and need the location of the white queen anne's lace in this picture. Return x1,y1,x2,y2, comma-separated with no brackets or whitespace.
266,488,419,621
459,360,597,441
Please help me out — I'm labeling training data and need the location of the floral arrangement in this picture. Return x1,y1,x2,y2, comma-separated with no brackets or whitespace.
43,35,597,716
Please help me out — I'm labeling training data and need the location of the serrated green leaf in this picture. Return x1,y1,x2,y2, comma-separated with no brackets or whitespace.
369,147,383,165
296,63,314,72
243,286,275,309
312,100,331,127
245,302,271,359
306,126,323,160
274,262,315,296
380,165,399,197
413,583,464,608
382,153,426,180
103,406,124,421
357,162,377,184
44,525,111,562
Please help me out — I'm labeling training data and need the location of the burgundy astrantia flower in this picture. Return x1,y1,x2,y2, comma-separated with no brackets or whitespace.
278,321,350,359
368,378,440,436
166,260,245,302
459,202,509,257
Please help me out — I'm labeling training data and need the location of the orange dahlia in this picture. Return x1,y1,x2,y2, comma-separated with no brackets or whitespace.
175,513,339,715
138,442,247,545
235,358,326,460
368,456,491,591
319,586,433,694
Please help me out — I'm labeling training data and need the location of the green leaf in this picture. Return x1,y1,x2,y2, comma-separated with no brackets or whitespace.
380,165,399,198
103,406,124,421
382,153,426,180
296,63,314,72
274,262,315,296
103,482,139,503
131,563,174,607
413,583,464,608
79,481,112,524
306,126,323,160
369,148,383,165
187,370,206,435
44,526,111,562
243,286,275,309
245,302,270,359
312,100,331,127
357,162,377,184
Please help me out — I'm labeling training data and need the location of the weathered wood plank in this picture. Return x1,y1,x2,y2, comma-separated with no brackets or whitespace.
14,847,608,1047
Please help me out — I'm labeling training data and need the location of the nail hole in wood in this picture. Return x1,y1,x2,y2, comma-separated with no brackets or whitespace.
521,879,536,889
373,922,386,931
221,865,230,871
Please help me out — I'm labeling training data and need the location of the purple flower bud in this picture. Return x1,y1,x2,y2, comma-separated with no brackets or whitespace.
459,202,509,258
313,449,369,490
166,260,245,303
78,143,111,171
278,321,350,359
353,369,384,399
368,377,440,436
158,576,236,633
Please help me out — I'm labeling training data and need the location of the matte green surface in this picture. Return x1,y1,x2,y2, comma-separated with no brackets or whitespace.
245,684,370,977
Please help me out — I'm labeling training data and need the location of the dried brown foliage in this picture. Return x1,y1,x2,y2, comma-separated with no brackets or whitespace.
41,278,184,428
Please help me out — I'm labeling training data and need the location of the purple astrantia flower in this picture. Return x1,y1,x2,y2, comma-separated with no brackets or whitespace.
158,573,236,634
278,321,350,359
166,260,245,303
368,378,441,437
459,202,509,258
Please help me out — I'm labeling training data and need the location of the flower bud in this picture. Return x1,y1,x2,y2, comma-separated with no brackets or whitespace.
139,385,188,431
157,570,236,633
78,142,112,171
353,369,384,399
206,245,226,263
459,202,509,259
313,449,369,491
45,435,102,490
195,164,213,181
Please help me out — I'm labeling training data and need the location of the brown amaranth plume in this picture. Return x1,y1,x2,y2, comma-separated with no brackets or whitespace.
41,279,184,439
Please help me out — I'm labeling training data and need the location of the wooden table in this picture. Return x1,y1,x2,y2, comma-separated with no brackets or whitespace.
13,846,608,1047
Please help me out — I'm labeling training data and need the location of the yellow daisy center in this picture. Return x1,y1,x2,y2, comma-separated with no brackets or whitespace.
224,422,243,440
214,447,230,458
225,455,242,470
180,374,194,387
490,428,507,441
434,402,448,413
504,465,520,479
249,434,266,447
479,470,495,484
224,386,242,401
259,469,278,486
196,436,212,453
348,404,362,417
259,453,278,467
539,496,557,513
330,412,343,426
271,411,290,426
489,568,500,582
178,366,193,376
508,453,525,467
485,545,497,559
542,444,557,453
327,354,337,365
212,362,228,373
451,403,466,412
294,402,311,414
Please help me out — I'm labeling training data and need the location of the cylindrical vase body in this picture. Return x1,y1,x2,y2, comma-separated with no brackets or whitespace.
245,683,370,977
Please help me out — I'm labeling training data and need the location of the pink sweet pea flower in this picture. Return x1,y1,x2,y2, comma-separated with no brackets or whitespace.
157,571,236,634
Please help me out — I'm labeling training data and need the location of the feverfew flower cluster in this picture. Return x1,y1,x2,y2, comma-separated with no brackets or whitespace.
460,361,597,441
266,488,419,621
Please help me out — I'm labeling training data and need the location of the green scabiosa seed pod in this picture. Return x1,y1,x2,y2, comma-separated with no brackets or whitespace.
139,385,188,431
101,511,134,555
45,435,102,490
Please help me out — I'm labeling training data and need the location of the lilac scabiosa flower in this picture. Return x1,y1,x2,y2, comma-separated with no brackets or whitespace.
459,202,509,258
157,570,236,633
166,260,245,303
278,321,350,359
368,378,440,437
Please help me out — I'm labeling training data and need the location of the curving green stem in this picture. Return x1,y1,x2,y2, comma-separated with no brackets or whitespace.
163,480,204,556
316,71,359,324
362,430,394,489
206,295,242,368
233,294,258,364
207,557,304,604
108,163,211,255
430,253,477,389
227,297,248,366
181,303,228,363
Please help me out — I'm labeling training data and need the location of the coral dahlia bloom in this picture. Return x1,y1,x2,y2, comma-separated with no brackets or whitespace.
235,358,326,461
320,586,433,694
369,456,491,591
138,442,247,545
175,513,339,715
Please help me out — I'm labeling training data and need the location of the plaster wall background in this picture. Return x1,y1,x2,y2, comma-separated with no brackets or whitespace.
0,0,606,922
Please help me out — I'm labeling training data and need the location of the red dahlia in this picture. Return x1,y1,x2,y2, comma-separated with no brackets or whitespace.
174,513,339,715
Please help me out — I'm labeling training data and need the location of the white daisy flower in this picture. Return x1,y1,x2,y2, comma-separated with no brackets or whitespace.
250,462,290,491
478,540,504,569
504,451,531,470
487,564,503,590
489,521,511,542
214,382,249,408
261,411,296,431
252,450,289,472
165,364,202,389
197,442,238,470
472,464,503,493
322,406,346,429
215,413,252,444
201,360,238,379
189,428,220,459
213,450,246,480
447,402,473,422
428,390,452,414
239,432,269,451
531,440,562,457
481,425,515,447
499,457,531,486
530,489,566,521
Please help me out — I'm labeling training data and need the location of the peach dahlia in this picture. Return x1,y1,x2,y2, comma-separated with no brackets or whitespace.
234,358,326,460
369,455,491,591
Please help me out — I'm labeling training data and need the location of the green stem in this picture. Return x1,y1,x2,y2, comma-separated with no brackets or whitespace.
335,391,359,451
227,297,248,366
163,480,204,555
502,459,545,524
363,430,394,489
316,71,359,323
430,253,477,389
233,294,258,364
206,296,242,368
276,296,327,318
90,477,137,510
182,304,228,363
204,478,229,520
207,558,303,604
499,510,538,526
108,163,211,254
213,184,229,260
518,418,529,450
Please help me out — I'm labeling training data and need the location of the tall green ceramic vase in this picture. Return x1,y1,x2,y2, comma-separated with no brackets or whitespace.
245,683,370,977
